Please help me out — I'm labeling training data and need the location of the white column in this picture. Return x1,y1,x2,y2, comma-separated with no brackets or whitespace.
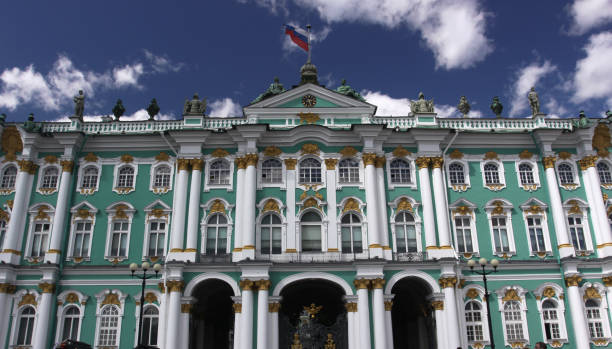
581,157,612,256
325,159,338,253
232,297,242,349
185,159,203,256
371,279,387,349
604,277,612,323
363,154,383,258
0,162,34,263
416,157,437,252
543,157,574,258
432,299,446,349
179,302,191,349
431,158,452,249
165,280,183,349
0,284,14,347
157,284,168,349
354,279,371,349
256,280,270,349
439,277,460,349
233,158,245,261
268,298,281,349
242,155,258,259
285,159,297,254
384,294,394,349
45,161,74,264
375,158,391,259
345,300,358,349
169,160,190,254
565,275,590,349
240,280,254,349
31,283,55,349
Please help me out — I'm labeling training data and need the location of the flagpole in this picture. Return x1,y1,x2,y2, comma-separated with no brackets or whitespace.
307,24,312,63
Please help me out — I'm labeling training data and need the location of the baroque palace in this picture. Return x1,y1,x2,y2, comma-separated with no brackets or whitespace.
0,63,611,349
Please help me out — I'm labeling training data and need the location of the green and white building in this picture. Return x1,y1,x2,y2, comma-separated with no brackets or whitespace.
0,64,611,349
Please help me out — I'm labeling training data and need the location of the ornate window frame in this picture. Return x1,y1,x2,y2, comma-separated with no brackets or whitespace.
0,161,18,195
76,160,101,195
596,158,612,189
142,200,171,261
446,159,470,192
337,196,367,257
580,282,611,346
200,198,234,255
113,162,138,195
149,161,174,194
296,206,328,253
562,198,594,255
480,159,506,191
496,286,530,348
55,290,88,343
204,155,235,192
36,163,61,195
533,283,568,347
555,160,580,190
133,290,162,348
388,196,422,257
449,198,479,258
66,201,97,262
519,198,552,257
336,156,364,189
25,203,55,262
461,286,490,347
385,153,417,190
104,202,135,262
514,159,540,191
10,289,40,348
257,157,286,189
255,198,286,258
94,289,127,349
297,155,326,190
485,199,516,257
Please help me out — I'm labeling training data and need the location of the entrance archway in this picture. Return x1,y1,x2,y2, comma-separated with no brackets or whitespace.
279,279,348,349
189,279,234,349
391,277,436,349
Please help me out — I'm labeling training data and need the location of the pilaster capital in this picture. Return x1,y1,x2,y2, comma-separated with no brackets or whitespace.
235,156,247,169
233,303,242,313
344,302,358,312
181,303,192,313
438,276,457,289
362,153,377,166
284,158,297,170
431,300,444,310
578,155,598,170
415,157,431,169
542,156,556,169
177,158,191,171
430,156,444,169
60,160,74,173
602,275,612,287
18,159,38,174
255,279,271,291
353,278,371,289
384,300,393,311
245,153,259,167
371,278,386,289
564,274,582,287
166,280,185,293
158,282,166,294
268,302,281,312
0,283,16,294
38,282,56,293
374,156,386,168
240,279,255,291
190,158,204,171
324,158,338,170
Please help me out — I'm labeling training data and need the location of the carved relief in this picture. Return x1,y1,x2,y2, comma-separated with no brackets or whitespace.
262,199,281,214
263,146,282,157
593,123,611,157
1,126,23,161
212,148,230,158
209,200,226,214
342,198,360,214
392,146,410,158
518,150,533,159
339,146,358,157
301,143,320,155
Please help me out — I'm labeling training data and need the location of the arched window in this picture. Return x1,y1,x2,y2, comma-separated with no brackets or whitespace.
260,213,282,255
209,160,230,185
41,167,59,189
503,301,525,341
491,216,510,253
61,306,81,341
206,213,228,255
109,220,129,257
81,166,98,189
30,221,51,257
16,306,36,346
72,220,92,258
300,211,321,252
1,165,17,189
117,166,135,188
449,163,465,185
339,158,360,183
483,163,500,185
147,220,166,257
455,216,473,253
541,300,561,341
153,165,171,188
585,299,605,339
261,159,282,184
0,219,7,251
142,306,159,347
97,305,120,347
465,301,484,343
518,163,535,185
557,163,574,185
390,159,411,184
299,158,322,184
341,213,362,253
395,211,417,253
567,215,587,251
597,162,612,184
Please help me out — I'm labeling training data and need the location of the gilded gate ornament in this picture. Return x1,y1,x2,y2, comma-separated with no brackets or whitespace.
1,126,23,162
324,334,336,349
592,123,611,157
291,333,303,349
304,303,323,318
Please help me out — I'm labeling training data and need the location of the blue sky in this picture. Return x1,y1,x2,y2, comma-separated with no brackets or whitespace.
1,0,612,121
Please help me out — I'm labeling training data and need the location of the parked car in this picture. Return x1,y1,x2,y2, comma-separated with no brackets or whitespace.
56,340,92,349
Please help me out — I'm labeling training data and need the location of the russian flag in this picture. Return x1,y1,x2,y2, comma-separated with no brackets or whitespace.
285,25,309,52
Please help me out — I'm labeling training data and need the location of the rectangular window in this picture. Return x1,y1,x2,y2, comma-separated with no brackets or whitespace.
339,167,360,183
527,216,546,253
109,221,129,257
261,167,282,184
72,221,92,258
491,217,510,252
587,308,604,338
148,221,166,257
31,222,51,257
455,217,473,253
568,216,587,251
0,220,7,251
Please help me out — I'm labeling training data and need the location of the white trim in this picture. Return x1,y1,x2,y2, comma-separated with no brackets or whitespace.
271,271,354,296
384,269,441,294
104,202,136,262
519,199,553,257
9,289,41,348
562,198,595,255
255,197,286,259
93,289,127,349
450,209,479,257
514,159,540,191
296,155,327,191
336,155,364,189
76,161,102,195
112,162,138,194
480,159,506,191
580,282,612,344
446,159,470,192
0,161,18,195
596,158,612,188
388,196,422,255
24,203,55,261
66,201,98,262
35,163,61,195
200,198,234,255
142,200,172,260
149,161,174,194
203,156,235,192
533,283,568,346
296,204,328,253
385,154,417,190
337,203,368,258
495,285,530,347
55,290,88,344
461,286,491,346
257,156,286,189
555,160,581,191
484,199,516,257
184,272,241,296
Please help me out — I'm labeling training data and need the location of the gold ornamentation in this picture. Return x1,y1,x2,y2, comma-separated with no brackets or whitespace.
567,200,582,215
6,200,13,209
542,287,556,299
301,143,319,155
243,245,255,250
558,151,572,160
256,279,271,291
149,208,167,219
177,158,191,171
509,341,527,348
268,303,281,312
431,300,444,310
299,191,307,200
438,277,457,289
466,289,479,299
463,252,473,259
44,155,58,163
298,112,320,124
353,278,371,289
113,204,129,220
284,158,297,170
324,158,338,170
38,282,55,293
143,292,157,304
2,248,21,255
101,293,121,307
327,248,339,252
583,286,601,300
263,146,282,157
560,183,579,191
578,155,597,170
374,156,386,168
245,153,259,167
240,279,254,291
593,123,611,157
549,340,563,348
371,278,385,289
384,301,393,311
65,293,79,303
155,152,170,162
491,201,505,215
345,302,357,312
485,183,504,191
60,160,74,173
542,156,556,169
235,157,246,169
0,283,16,294
120,154,133,163
262,199,281,214
471,343,484,349
0,208,9,221
593,339,610,346
285,248,298,253
76,208,93,220
1,126,23,161
525,205,543,214
519,150,533,159
502,289,521,302
158,282,166,294
453,205,472,216
362,153,376,166
233,303,242,313
35,205,50,221
483,151,498,160
324,334,336,349
392,146,410,158
304,303,323,318
339,146,358,157
603,276,612,287
84,153,98,162
212,148,230,158
209,200,226,214
291,333,303,349
303,197,320,210
415,157,430,169
166,280,184,293
430,157,443,169
18,293,37,307
449,149,463,159
18,160,38,174
397,198,413,212
342,198,360,214
181,303,192,313
190,159,204,171
564,275,582,287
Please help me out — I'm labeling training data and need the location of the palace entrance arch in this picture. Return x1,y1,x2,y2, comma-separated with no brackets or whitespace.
188,279,235,349
390,277,437,349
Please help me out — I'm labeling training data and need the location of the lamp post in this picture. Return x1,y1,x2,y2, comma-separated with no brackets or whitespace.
130,262,162,349
467,257,499,349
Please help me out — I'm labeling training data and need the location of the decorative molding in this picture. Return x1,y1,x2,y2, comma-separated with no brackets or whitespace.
240,279,254,291
209,199,226,214
518,150,533,159
235,157,246,170
374,156,386,168
384,301,393,311
415,157,430,169
371,278,385,289
431,300,444,310
1,126,23,161
268,302,281,312
564,275,582,287
255,279,271,291
166,280,184,293
60,160,74,173
284,158,297,170
342,198,361,214
392,146,410,158
583,286,601,300
593,123,611,157
466,289,479,299
502,289,520,302
84,152,98,162
262,199,281,214
558,151,572,160
245,153,259,167
353,278,371,289
155,152,170,162
298,112,320,124
263,146,282,157
567,200,582,215
0,283,16,294
339,146,358,157
344,302,357,312
301,143,320,155
449,149,463,159
120,154,133,163
18,159,38,174
483,151,498,160
324,158,338,170
233,303,242,313
18,293,37,307
181,303,192,313
438,277,457,289
44,155,58,163
38,282,56,293
430,156,443,169
362,153,376,166
578,155,597,170
100,293,121,307
212,148,230,158
34,205,51,221
542,156,556,169
397,198,413,212
190,158,204,171
177,158,191,171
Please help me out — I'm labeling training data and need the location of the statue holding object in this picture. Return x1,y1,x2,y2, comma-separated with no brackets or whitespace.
73,90,85,119
410,92,434,113
184,93,207,115
527,87,540,116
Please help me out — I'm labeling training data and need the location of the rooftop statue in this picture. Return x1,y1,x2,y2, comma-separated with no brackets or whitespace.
527,86,540,116
184,93,206,115
147,98,160,120
73,90,85,119
457,96,471,118
251,77,286,104
410,92,434,113
490,96,503,118
606,110,612,122
336,79,366,102
23,113,41,133
0,113,6,125
112,99,126,120
573,110,590,128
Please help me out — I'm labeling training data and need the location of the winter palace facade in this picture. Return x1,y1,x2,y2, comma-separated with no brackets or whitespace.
0,66,611,349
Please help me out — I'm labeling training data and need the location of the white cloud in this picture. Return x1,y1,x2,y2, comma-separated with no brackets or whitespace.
568,0,612,35
144,50,185,73
0,65,56,111
572,31,612,107
53,108,176,122
362,90,411,116
508,61,556,116
209,98,243,118
544,97,568,118
113,63,144,88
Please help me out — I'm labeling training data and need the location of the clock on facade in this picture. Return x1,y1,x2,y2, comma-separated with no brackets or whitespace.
302,94,317,108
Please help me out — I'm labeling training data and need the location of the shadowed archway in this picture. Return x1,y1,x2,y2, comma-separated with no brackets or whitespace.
189,279,234,349
391,277,436,349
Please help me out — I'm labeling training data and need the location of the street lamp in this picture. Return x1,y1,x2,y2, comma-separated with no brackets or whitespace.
130,262,162,349
467,257,499,349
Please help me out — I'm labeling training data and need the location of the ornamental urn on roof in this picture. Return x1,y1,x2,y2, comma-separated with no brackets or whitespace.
300,61,319,85
112,99,126,120
490,96,503,118
457,96,471,118
147,98,160,120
